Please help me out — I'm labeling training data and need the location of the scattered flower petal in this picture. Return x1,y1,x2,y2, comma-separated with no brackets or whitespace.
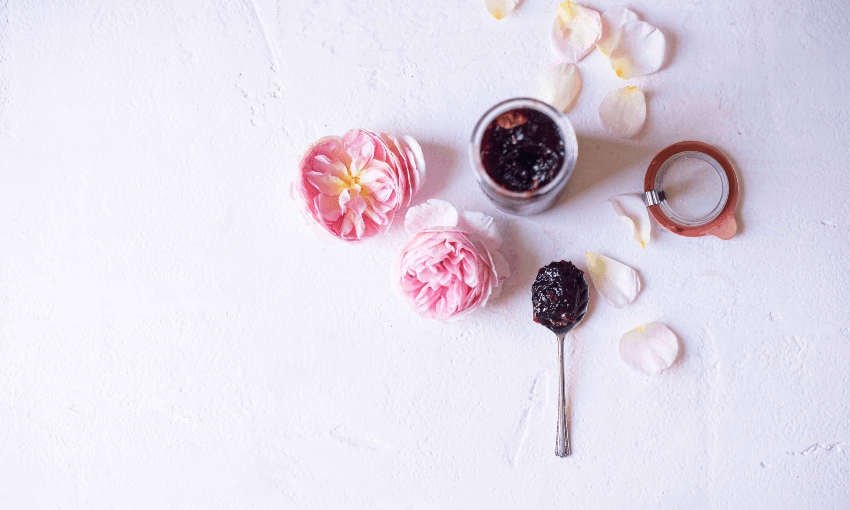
619,322,678,375
405,199,459,234
585,252,640,308
550,2,602,63
599,86,646,138
539,63,583,112
609,193,651,248
485,0,518,20
608,20,666,79
596,6,640,57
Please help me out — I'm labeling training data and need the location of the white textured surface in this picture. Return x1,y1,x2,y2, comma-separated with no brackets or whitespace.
1,0,849,507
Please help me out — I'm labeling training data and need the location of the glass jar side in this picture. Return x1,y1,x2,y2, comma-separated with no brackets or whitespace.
469,98,578,216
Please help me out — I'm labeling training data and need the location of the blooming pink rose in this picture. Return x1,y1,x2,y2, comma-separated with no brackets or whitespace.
398,200,510,321
293,129,425,241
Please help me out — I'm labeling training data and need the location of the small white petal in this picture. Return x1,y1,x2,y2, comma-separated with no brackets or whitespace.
485,0,517,20
596,6,640,57
619,322,679,375
599,86,646,138
404,199,459,234
608,20,666,79
550,2,602,63
585,252,640,308
458,210,502,250
539,63,582,113
609,193,651,248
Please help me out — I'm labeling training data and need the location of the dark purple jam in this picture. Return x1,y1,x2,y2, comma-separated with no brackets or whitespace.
532,261,588,329
480,107,566,193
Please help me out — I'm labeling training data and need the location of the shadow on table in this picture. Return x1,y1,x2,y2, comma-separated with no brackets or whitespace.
723,150,746,236
416,141,458,201
550,135,660,214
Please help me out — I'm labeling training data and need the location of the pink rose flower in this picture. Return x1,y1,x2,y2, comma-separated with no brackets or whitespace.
398,200,510,321
293,129,425,241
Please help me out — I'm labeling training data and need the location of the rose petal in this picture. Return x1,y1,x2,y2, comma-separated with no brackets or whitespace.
539,63,582,113
550,2,601,63
405,199,459,234
457,210,502,250
608,20,666,79
381,133,425,207
609,193,651,248
596,6,640,57
619,322,679,375
342,130,375,173
401,135,426,196
599,86,646,138
584,252,640,308
484,0,517,20
483,248,510,300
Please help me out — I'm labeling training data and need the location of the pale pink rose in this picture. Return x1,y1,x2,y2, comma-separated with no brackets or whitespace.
398,200,510,321
293,129,425,241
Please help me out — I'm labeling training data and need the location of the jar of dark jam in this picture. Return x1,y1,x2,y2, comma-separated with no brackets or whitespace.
470,98,578,215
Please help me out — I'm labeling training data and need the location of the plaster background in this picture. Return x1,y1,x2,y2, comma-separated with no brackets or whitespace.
0,0,848,508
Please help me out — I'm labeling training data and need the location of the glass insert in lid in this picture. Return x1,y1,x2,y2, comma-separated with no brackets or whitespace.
654,151,729,227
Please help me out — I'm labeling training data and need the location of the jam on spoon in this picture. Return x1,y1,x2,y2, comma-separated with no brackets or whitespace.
532,260,587,329
480,107,566,193
531,260,589,457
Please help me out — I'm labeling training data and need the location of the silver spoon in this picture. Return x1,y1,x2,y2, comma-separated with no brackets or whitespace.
532,262,589,457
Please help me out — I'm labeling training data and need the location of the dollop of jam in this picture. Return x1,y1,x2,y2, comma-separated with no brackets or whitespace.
480,107,566,193
532,260,587,329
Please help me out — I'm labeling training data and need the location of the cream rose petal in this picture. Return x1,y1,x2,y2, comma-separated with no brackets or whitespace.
404,199,459,234
485,0,517,20
550,2,602,63
585,252,640,308
458,210,502,250
539,63,582,113
608,20,666,79
599,86,646,138
596,6,640,57
609,193,651,248
619,322,679,375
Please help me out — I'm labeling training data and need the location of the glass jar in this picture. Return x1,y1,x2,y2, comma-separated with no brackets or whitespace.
643,141,739,240
470,98,578,216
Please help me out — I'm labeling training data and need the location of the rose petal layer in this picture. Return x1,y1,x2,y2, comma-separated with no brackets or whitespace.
405,199,459,234
458,210,502,250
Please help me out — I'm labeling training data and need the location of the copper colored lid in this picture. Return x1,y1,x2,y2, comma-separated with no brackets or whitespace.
643,141,739,240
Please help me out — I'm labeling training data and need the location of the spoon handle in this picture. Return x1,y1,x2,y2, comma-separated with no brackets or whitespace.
555,333,570,457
